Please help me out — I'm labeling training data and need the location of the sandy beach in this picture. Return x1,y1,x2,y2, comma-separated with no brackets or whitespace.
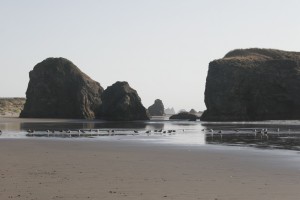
0,139,299,200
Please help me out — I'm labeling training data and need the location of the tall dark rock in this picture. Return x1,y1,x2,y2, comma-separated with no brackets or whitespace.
201,48,300,121
148,99,165,116
98,81,149,121
20,57,103,119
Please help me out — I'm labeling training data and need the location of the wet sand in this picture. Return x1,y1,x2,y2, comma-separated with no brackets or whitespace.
0,139,299,200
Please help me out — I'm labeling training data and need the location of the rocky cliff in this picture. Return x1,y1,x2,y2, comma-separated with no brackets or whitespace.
201,48,300,121
148,99,165,116
0,98,26,116
98,81,149,121
20,58,103,119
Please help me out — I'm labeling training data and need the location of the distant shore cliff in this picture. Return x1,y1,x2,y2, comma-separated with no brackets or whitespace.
0,98,26,117
201,48,300,121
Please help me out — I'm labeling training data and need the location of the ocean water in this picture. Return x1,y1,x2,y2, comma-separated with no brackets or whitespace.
1,118,300,151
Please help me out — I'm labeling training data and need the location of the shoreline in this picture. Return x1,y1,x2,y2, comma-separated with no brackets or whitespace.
0,138,299,200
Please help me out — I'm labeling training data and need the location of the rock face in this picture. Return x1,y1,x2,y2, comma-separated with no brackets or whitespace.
170,112,198,121
20,58,103,119
98,81,149,121
165,107,176,115
148,99,165,116
201,48,300,121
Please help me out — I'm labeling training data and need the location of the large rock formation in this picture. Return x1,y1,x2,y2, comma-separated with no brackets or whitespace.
201,48,300,121
148,99,165,116
98,81,149,121
20,58,103,119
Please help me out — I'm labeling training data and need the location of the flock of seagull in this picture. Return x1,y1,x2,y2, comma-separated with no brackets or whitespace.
24,128,178,137
202,127,298,140
0,128,297,139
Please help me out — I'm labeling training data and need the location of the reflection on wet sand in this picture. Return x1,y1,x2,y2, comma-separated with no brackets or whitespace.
204,128,300,151
2,117,300,151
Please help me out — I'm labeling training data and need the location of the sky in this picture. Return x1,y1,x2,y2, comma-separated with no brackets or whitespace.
1,0,300,112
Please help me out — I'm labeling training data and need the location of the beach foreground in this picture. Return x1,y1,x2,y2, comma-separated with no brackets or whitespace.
0,139,299,200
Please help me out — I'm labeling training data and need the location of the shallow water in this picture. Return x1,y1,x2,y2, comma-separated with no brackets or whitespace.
1,118,300,151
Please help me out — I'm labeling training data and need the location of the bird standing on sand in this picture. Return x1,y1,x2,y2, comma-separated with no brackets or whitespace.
27,129,34,133
218,130,223,139
0,130,2,135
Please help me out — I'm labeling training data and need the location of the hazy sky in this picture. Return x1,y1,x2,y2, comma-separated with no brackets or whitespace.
1,0,300,111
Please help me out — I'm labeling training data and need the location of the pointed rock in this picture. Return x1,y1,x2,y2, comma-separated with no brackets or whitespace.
165,107,176,115
148,99,165,116
98,81,149,121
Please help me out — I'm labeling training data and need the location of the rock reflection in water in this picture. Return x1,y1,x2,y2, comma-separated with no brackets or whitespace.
205,129,300,151
19,121,164,132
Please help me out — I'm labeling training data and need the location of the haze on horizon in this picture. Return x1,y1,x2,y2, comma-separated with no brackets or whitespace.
1,0,300,112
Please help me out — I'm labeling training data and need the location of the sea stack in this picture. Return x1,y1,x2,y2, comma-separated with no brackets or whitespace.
189,109,197,114
148,99,165,116
201,48,300,121
165,107,176,115
98,81,149,121
20,57,103,119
